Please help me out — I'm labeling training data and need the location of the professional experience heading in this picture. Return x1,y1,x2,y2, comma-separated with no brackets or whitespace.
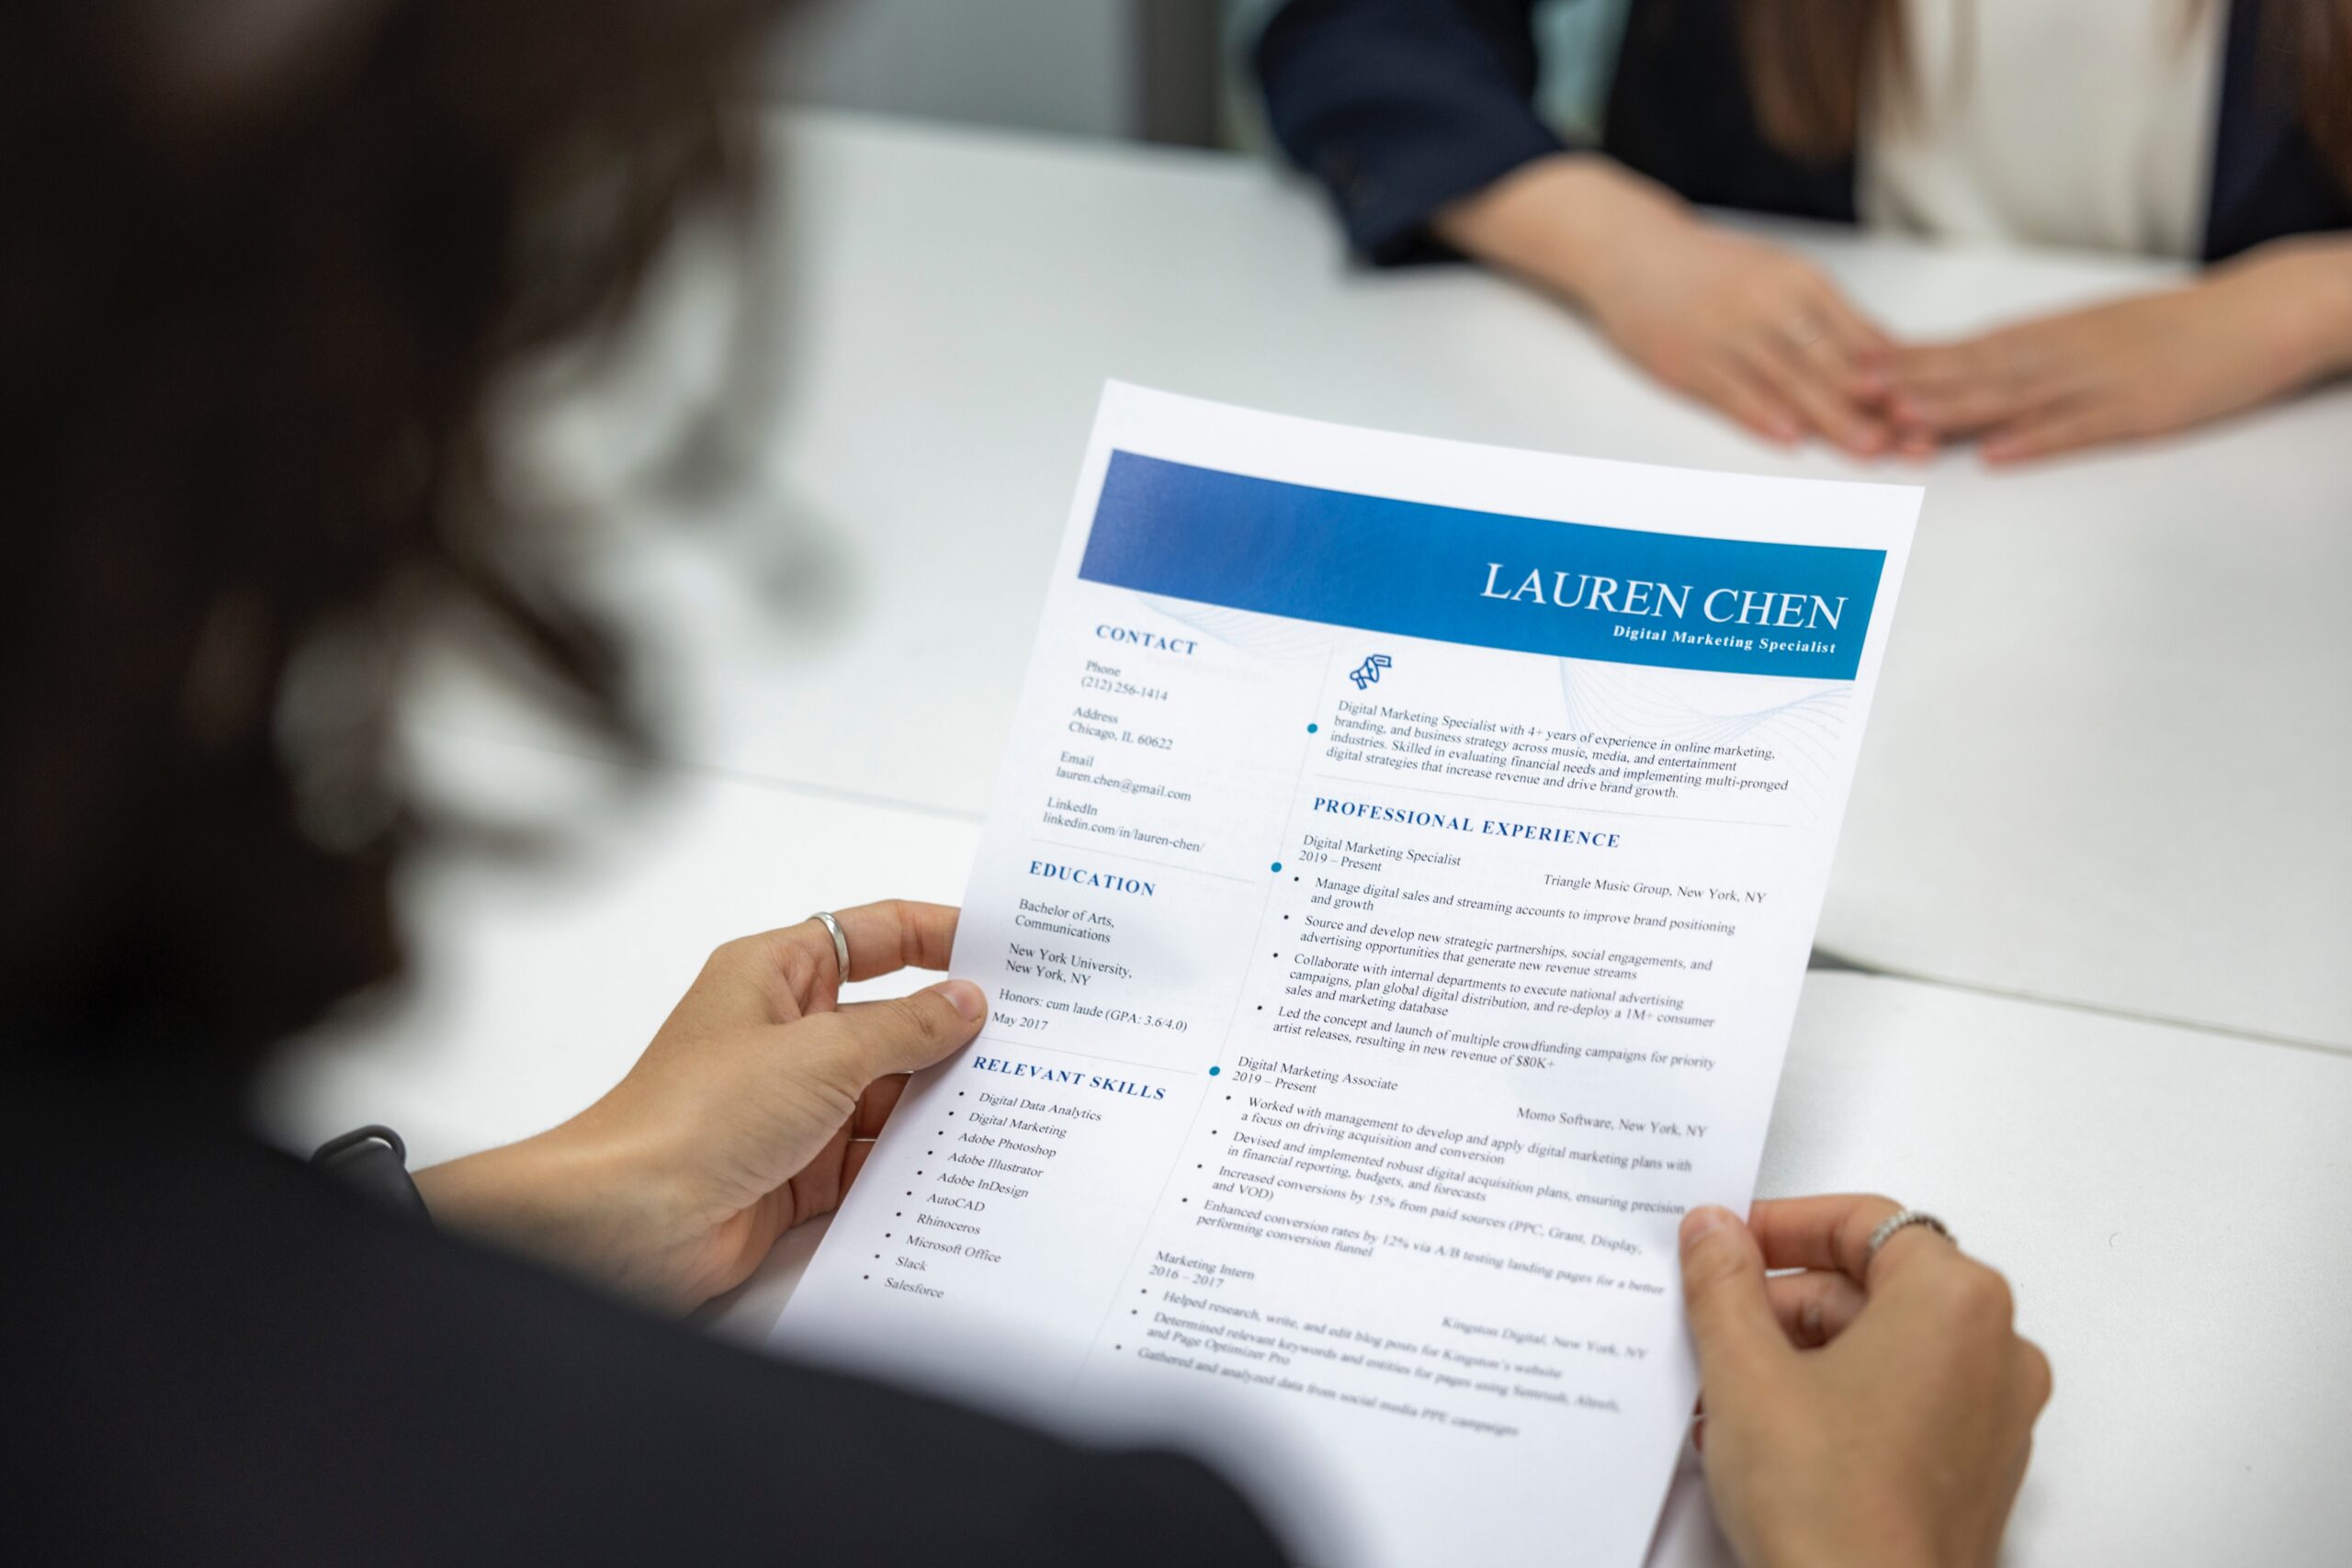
1310,795,1622,849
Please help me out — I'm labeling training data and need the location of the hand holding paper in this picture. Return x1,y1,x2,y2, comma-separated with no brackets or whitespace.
775,387,1921,1568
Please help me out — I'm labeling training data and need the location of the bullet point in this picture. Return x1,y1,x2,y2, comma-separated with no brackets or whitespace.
1271,861,1283,873
1209,1066,1220,1077
1306,723,1318,733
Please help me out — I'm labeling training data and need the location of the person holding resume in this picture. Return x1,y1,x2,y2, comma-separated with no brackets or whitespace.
0,2,2044,1566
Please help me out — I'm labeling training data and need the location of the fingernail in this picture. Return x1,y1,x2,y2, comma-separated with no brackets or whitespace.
1680,1206,1733,1249
931,979,987,1021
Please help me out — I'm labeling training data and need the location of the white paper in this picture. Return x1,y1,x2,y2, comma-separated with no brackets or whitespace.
774,385,1919,1567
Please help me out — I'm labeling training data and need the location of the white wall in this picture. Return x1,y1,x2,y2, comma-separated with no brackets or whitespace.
773,0,1136,140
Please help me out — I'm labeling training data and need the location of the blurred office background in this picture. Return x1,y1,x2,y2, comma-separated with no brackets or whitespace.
775,1,1624,149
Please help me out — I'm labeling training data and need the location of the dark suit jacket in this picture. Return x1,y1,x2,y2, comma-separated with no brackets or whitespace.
0,1063,1289,1567
1257,0,2352,265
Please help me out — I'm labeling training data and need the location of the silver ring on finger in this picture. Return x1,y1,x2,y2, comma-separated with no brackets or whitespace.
1866,1207,1954,1269
811,910,850,982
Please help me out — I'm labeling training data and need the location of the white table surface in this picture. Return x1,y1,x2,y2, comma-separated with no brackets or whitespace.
435,110,2351,1051
258,736,2352,1568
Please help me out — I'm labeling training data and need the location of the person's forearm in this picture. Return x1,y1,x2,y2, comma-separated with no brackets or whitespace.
2285,233,2352,380
2220,231,2352,386
1430,152,1691,307
413,1119,695,1306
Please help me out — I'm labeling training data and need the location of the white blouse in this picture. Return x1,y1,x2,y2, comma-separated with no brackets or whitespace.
1858,0,2227,257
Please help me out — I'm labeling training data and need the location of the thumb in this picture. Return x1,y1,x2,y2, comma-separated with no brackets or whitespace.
1679,1206,1787,1391
809,980,988,1087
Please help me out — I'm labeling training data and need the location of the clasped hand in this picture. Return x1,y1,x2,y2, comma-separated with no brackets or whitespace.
1442,155,2352,463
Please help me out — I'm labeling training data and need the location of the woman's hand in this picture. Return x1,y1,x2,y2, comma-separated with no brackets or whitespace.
1437,154,1897,455
1882,235,2352,463
1680,1196,2052,1568
415,900,986,1312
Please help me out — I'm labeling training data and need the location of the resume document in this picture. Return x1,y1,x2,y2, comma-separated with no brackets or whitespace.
776,386,1919,1567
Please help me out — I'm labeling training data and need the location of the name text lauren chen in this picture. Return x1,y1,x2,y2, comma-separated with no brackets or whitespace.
1478,564,1847,631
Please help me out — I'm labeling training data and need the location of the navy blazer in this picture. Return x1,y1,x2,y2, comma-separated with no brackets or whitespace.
1257,0,2352,265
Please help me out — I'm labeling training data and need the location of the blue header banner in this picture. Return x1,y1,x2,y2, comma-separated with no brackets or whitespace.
1079,453,1887,681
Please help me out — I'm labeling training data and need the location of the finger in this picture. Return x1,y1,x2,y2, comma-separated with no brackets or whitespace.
803,978,988,1089
1679,1206,1791,1387
853,1072,910,1139
1895,377,2069,437
1803,288,1896,394
1881,339,1995,391
1690,355,1803,445
828,899,961,983
696,901,964,1024
1745,333,1890,456
842,1137,876,1193
1746,1194,1905,1283
2016,1337,2055,1416
779,898,964,1004
1887,333,2079,434
1764,1269,1868,1348
781,1121,855,1227
1981,400,2133,464
1893,424,1941,461
1993,1432,2035,1546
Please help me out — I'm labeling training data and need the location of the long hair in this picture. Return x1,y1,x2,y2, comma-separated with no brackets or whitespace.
0,2,786,1058
1736,0,2352,184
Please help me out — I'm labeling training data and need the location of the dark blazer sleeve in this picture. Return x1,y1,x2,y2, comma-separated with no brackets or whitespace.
2,1077,1295,1568
1254,0,1566,264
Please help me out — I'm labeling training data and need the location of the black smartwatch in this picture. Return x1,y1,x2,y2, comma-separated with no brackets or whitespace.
311,1124,432,1222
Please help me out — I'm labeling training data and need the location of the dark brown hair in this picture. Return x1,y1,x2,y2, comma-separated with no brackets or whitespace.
0,2,785,1057
1736,0,2352,184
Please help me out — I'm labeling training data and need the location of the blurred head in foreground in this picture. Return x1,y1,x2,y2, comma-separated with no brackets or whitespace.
0,1,791,1059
